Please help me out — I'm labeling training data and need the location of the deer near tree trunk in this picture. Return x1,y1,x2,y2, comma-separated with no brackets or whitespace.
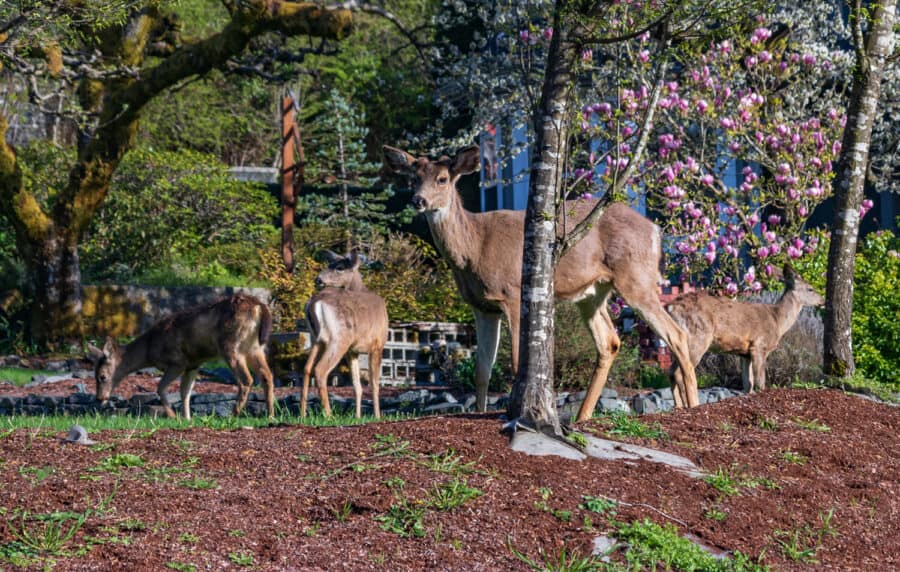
383,144,700,420
90,294,275,419
665,264,825,401
301,251,388,418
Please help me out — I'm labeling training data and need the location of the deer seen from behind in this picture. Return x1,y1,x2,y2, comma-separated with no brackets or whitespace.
90,293,275,419
383,144,700,420
301,251,388,418
665,264,825,398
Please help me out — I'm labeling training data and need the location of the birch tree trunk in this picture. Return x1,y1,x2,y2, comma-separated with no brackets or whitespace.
506,7,577,435
824,0,898,377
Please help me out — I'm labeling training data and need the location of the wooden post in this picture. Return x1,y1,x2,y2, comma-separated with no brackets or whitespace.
281,94,304,273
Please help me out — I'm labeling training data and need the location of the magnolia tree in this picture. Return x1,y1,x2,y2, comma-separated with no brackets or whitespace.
426,0,894,430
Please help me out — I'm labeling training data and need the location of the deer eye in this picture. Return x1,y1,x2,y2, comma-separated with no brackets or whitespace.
437,176,449,185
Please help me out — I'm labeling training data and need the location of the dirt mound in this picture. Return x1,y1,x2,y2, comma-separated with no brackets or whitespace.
0,388,896,570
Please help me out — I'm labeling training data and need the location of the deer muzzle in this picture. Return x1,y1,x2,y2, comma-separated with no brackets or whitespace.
411,194,427,212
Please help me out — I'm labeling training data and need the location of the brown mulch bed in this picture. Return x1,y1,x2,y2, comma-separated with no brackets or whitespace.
0,388,897,571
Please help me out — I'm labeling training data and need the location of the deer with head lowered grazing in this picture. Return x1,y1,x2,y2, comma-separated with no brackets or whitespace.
665,264,825,400
90,293,275,419
301,251,388,418
383,144,700,420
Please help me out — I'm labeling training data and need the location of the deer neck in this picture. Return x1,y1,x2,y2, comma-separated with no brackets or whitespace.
344,274,367,292
424,192,482,270
112,336,150,386
773,289,803,340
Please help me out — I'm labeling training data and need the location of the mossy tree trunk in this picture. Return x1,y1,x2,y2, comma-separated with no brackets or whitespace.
0,2,352,346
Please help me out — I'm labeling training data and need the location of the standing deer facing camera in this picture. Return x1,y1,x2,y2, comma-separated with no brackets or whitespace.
383,144,700,420
302,251,388,418
90,293,275,419
665,264,825,398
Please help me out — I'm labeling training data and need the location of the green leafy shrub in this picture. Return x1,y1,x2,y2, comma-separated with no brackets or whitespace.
81,148,277,284
794,228,900,388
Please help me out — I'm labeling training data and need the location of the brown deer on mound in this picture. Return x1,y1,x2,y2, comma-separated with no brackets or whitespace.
90,293,275,419
383,144,699,420
301,251,388,418
665,264,825,400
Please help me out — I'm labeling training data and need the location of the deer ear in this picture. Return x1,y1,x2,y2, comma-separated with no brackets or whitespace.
383,146,416,173
782,263,798,285
87,343,105,362
450,145,481,177
322,249,341,264
348,251,360,269
102,336,116,354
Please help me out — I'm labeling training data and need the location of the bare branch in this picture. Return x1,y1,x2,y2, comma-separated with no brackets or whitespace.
560,45,671,256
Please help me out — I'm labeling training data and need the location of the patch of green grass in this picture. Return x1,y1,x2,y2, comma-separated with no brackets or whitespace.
705,465,778,496
166,562,196,572
615,519,770,571
178,476,218,490
705,506,728,521
534,487,572,522
421,449,485,475
376,497,426,538
0,367,58,387
773,528,818,563
509,542,610,572
780,450,808,465
603,412,668,440
756,416,779,431
704,466,742,497
791,417,831,433
228,529,245,538
89,453,145,474
18,465,54,485
579,495,618,517
178,532,199,544
567,431,589,448
331,501,353,523
9,509,88,555
426,479,483,511
228,550,255,567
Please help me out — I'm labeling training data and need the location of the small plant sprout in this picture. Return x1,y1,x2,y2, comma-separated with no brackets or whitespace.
792,417,831,433
756,416,779,431
427,479,483,511
780,450,808,465
332,501,353,522
228,550,255,567
604,412,669,440
579,495,618,517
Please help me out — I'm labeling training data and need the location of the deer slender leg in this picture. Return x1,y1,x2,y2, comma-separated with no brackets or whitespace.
301,343,322,418
179,369,198,420
575,286,620,422
751,351,767,391
472,309,502,413
251,349,275,419
741,357,753,392
504,301,521,377
157,369,183,419
228,355,254,416
369,345,383,418
349,354,362,418
313,343,347,417
616,281,699,408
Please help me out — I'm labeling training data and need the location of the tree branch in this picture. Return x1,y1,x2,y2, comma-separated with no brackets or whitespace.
559,49,670,256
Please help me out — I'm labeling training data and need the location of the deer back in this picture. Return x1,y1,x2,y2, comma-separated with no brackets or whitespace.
306,287,388,352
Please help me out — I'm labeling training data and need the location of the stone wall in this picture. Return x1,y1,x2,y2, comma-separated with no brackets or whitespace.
81,285,271,338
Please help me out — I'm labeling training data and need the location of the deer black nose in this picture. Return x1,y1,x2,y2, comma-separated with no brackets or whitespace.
411,195,427,210
315,277,324,288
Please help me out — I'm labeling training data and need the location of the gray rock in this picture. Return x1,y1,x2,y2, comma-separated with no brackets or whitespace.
632,395,658,415
2,355,20,367
510,431,586,461
26,374,47,385
130,393,159,407
441,392,458,404
190,393,233,404
64,424,96,446
0,396,20,410
45,360,68,372
72,383,88,393
423,402,465,415
583,435,704,478
655,386,673,401
72,370,93,380
69,392,96,405
601,387,618,399
592,535,618,559
200,367,235,384
598,397,631,414
568,390,587,403
463,395,477,412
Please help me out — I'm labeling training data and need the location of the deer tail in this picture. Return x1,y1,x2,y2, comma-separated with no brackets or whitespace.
258,303,273,346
